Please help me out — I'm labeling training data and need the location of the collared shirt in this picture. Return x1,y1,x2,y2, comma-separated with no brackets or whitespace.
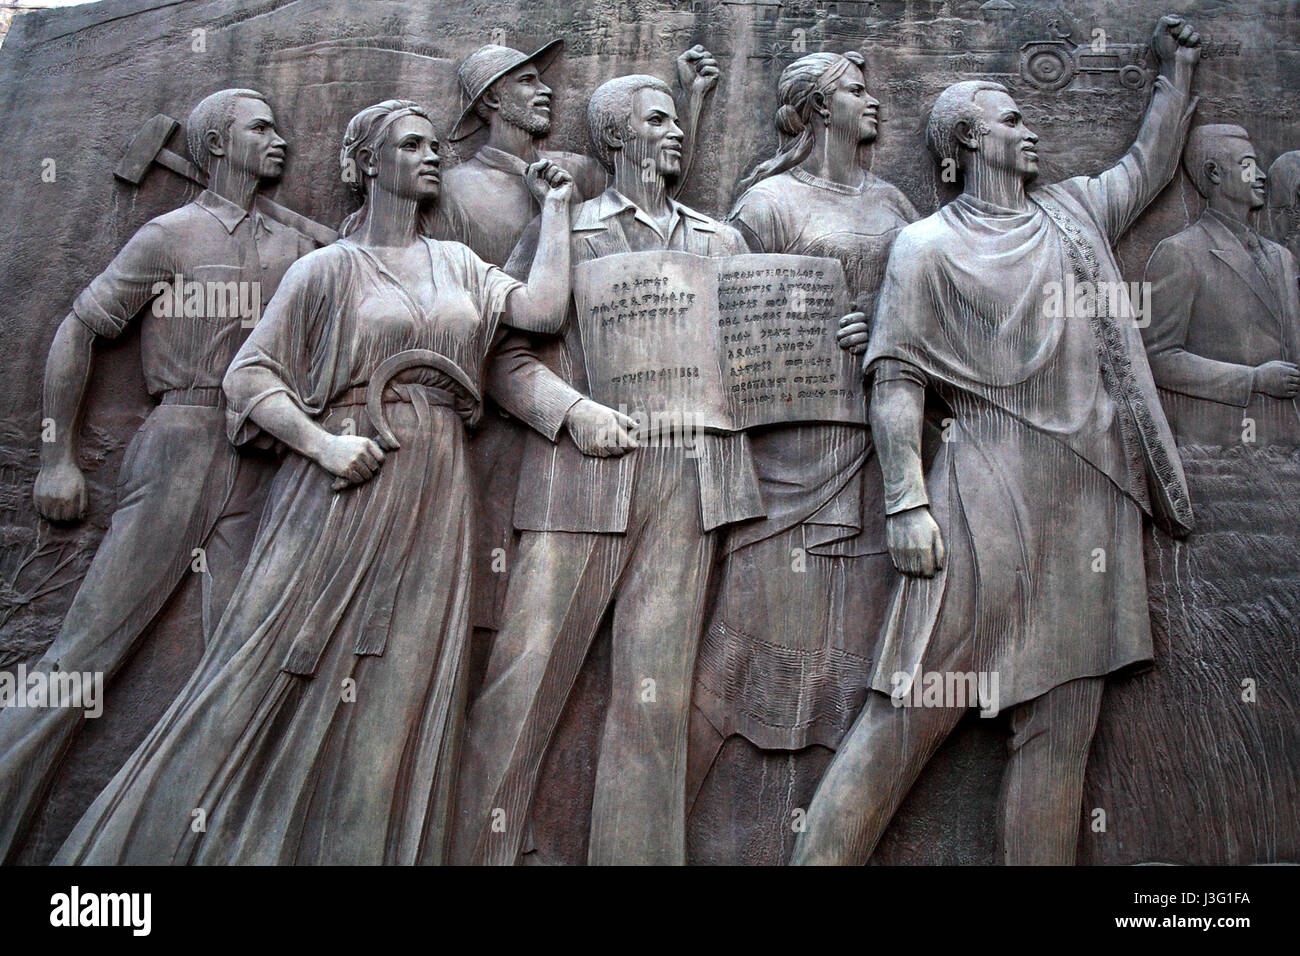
566,187,733,259
495,183,746,419
585,187,683,247
72,189,315,396
491,185,763,534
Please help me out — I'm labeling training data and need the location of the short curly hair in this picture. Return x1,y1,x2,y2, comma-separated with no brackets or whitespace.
587,74,673,172
925,80,1008,169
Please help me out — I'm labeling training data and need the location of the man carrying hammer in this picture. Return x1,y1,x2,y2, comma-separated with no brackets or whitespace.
0,89,316,861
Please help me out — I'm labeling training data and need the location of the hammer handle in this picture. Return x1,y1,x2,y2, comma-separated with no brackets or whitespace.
155,146,339,248
255,196,339,248
156,147,204,183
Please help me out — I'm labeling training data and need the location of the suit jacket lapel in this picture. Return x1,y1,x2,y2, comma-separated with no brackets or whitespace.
1202,215,1284,323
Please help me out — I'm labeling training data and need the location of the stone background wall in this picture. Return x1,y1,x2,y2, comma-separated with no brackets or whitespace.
0,1,93,49
0,0,1296,865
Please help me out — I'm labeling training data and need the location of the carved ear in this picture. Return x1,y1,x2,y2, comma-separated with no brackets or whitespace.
600,123,624,156
203,128,227,159
954,119,981,151
810,89,831,122
357,146,378,179
1204,160,1222,186
479,90,501,111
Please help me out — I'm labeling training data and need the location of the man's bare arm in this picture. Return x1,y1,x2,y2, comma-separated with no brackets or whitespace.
33,315,96,521
671,45,720,199
1132,15,1200,195
1093,16,1201,238
35,219,178,520
872,371,944,578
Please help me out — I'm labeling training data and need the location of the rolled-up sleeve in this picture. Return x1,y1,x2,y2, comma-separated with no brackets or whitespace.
869,357,928,389
71,222,173,339
224,251,334,445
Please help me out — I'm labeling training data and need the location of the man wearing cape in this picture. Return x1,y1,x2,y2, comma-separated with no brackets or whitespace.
794,15,1201,866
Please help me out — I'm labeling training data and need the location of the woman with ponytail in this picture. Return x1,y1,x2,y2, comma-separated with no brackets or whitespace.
57,100,574,865
690,54,920,819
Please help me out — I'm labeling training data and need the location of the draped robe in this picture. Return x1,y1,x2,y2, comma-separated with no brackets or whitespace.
55,238,519,864
864,77,1195,707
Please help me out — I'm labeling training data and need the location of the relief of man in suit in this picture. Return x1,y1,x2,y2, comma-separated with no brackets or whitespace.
1143,124,1300,448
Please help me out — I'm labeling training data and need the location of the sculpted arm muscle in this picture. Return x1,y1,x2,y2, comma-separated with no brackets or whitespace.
871,366,945,578
33,315,95,521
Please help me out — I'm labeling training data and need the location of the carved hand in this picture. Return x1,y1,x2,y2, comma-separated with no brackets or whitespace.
565,398,639,458
837,311,871,355
33,459,87,522
524,159,575,206
315,434,385,486
1151,14,1201,67
1253,360,1300,399
676,45,720,97
886,506,946,578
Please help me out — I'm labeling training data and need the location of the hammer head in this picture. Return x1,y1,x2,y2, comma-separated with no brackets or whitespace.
114,114,181,185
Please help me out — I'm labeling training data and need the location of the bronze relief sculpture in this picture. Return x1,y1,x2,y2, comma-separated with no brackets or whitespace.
428,39,719,643
0,1,1295,869
688,50,917,832
54,100,574,864
454,74,758,866
1144,124,1300,448
0,89,315,863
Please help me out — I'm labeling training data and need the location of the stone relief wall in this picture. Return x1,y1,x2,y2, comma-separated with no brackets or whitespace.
0,0,1295,865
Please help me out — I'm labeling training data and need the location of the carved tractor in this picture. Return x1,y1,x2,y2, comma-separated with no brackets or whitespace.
1019,36,1152,92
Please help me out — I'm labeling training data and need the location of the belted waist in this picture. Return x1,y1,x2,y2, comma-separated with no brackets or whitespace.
329,351,483,447
159,386,224,407
329,382,458,410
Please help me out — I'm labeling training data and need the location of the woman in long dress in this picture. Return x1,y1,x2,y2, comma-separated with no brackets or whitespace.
56,100,574,864
688,53,918,838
